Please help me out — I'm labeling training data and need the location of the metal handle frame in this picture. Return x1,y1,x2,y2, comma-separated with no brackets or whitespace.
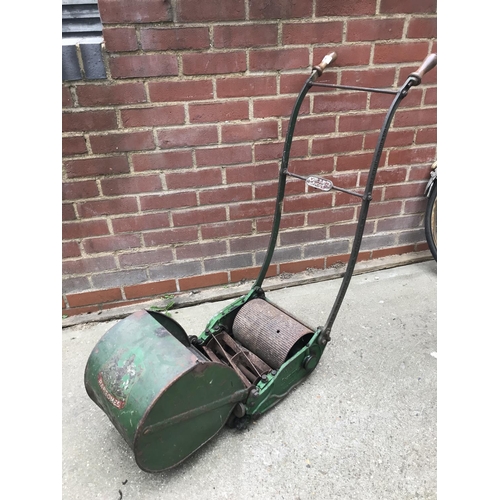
253,68,422,342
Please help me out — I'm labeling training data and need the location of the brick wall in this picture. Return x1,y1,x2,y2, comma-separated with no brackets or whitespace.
62,0,437,316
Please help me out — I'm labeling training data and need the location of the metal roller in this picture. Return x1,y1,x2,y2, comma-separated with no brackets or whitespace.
232,299,313,369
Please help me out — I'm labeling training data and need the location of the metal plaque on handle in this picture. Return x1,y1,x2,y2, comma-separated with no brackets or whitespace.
306,176,333,192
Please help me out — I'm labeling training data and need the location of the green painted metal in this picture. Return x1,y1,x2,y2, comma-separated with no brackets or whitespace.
84,310,246,472
246,327,325,416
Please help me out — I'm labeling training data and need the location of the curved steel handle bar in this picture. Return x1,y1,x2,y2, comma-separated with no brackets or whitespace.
253,72,419,343
254,74,314,288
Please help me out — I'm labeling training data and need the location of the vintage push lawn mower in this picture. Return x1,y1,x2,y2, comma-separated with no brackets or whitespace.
84,51,437,472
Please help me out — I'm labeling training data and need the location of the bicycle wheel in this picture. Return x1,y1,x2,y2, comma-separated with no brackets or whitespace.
424,181,437,261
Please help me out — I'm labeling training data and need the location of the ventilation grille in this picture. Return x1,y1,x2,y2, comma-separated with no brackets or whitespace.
62,0,103,43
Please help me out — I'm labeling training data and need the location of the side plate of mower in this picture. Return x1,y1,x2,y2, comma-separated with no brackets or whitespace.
84,50,437,472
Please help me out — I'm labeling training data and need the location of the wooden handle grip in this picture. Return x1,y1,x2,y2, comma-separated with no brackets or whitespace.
313,52,338,77
409,54,437,85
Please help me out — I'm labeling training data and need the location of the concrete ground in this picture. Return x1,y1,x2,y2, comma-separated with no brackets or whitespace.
62,260,437,500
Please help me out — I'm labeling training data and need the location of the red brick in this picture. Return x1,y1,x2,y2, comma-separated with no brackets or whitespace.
63,220,110,240
337,151,387,171
424,87,437,105
404,198,427,214
388,146,436,166
176,241,226,260
230,265,278,283
199,186,253,205
280,259,325,274
119,248,173,267
256,213,305,232
120,105,185,128
229,234,270,253
254,139,308,161
283,115,336,137
336,189,381,206
165,168,222,190
132,151,193,172
102,27,138,52
221,120,278,144
63,255,117,275
361,167,407,185
90,131,155,154
408,165,433,181
157,125,218,149
282,21,342,45
308,207,356,226
312,135,364,156
372,245,416,260
280,73,324,94
254,179,302,199
201,220,253,240
364,129,415,150
77,197,138,218
317,0,376,15
249,0,312,19
340,67,396,88
172,207,227,227
196,145,252,167
229,200,276,220
101,174,162,196
124,280,177,300
393,108,437,128
384,182,427,200
313,92,367,113
415,127,437,145
189,101,248,124
284,193,333,213
65,156,130,178
76,83,146,107
109,54,178,79
62,136,87,156
177,0,244,21
143,227,198,246
113,213,171,233
313,45,371,68
63,110,117,133
149,80,213,102
141,192,197,211
281,228,326,246
373,42,430,64
339,112,387,133
287,157,333,178
63,241,81,258
253,95,310,118
380,0,436,14
83,234,142,253
217,75,277,98
226,162,278,184
178,272,228,291
62,86,73,107
62,204,76,221
214,24,278,48
62,180,99,201
66,288,123,308
369,88,423,110
183,52,246,76
98,0,172,23
407,17,437,39
141,27,210,51
367,201,403,217
249,48,309,71
346,18,405,42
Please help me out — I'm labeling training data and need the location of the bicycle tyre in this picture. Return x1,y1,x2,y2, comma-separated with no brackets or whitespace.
424,181,437,261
